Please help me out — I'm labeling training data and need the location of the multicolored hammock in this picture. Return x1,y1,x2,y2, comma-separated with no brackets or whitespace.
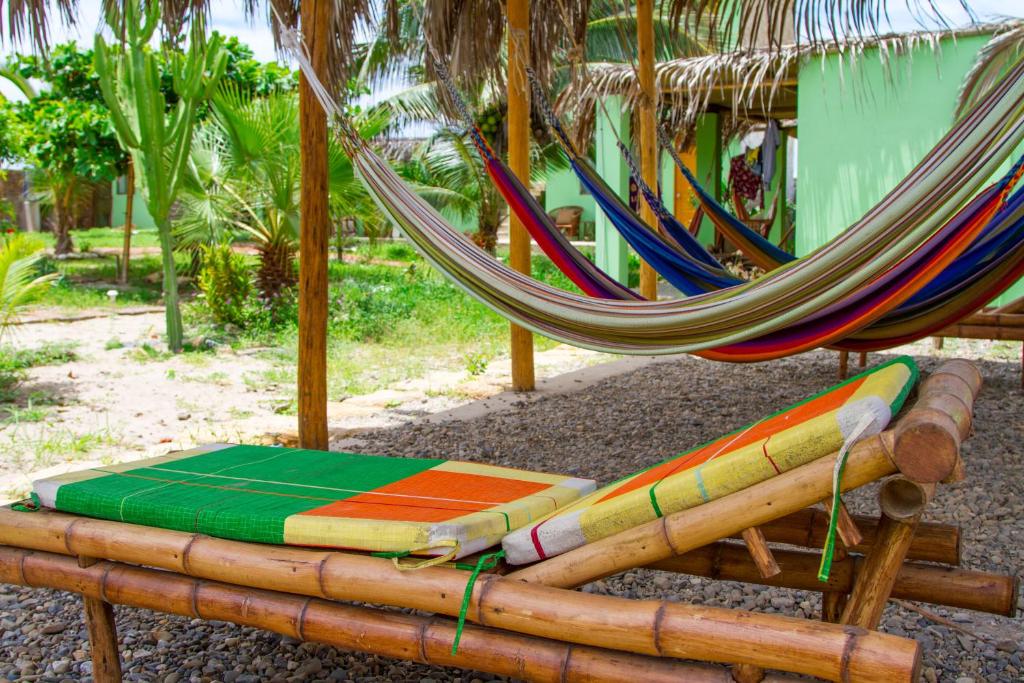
290,32,1024,359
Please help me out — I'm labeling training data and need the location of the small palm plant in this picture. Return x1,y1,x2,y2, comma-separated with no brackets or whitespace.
93,0,227,352
176,87,389,300
0,234,57,340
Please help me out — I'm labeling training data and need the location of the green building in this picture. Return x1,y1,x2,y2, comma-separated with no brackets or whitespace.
541,23,1023,304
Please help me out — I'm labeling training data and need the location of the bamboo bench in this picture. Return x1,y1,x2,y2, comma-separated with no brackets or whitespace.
0,360,1015,682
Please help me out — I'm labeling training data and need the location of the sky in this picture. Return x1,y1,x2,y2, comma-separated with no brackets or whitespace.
1,0,1023,101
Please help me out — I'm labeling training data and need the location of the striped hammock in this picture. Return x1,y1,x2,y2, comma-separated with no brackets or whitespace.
290,35,1024,359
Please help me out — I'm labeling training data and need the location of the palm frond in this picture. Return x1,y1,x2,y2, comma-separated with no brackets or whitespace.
957,20,1024,118
0,234,56,339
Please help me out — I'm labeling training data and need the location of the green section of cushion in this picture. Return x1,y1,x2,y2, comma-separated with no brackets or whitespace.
53,445,443,545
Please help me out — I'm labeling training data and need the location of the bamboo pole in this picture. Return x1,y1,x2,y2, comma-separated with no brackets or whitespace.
892,360,980,483
737,508,960,565
507,0,535,391
646,542,1016,617
75,554,122,682
636,0,658,301
838,350,849,380
0,547,737,683
841,514,921,629
0,511,918,681
508,361,979,588
992,296,1024,314
297,0,331,449
935,323,1024,341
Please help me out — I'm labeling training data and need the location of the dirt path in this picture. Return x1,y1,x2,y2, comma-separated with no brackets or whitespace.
0,309,615,500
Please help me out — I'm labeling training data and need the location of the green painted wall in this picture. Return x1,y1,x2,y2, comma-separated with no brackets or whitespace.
795,31,1024,304
544,166,596,225
110,180,156,229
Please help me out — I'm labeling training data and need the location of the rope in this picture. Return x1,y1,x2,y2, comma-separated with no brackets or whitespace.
451,548,504,654
818,412,877,581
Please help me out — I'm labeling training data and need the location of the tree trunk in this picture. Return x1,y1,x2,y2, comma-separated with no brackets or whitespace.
257,240,297,300
156,219,184,353
119,160,135,285
52,188,74,256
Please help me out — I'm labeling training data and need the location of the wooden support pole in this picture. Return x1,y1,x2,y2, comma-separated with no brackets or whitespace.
858,351,868,368
841,512,921,630
507,0,535,391
297,0,331,449
77,555,122,682
646,541,1016,617
840,477,933,629
838,350,849,380
636,0,659,301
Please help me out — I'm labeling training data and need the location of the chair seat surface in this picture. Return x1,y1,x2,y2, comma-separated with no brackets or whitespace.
502,356,918,564
33,445,596,559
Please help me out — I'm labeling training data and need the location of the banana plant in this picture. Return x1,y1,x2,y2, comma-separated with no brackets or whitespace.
93,0,227,352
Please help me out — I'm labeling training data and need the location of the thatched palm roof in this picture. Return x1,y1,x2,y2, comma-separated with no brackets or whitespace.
561,19,1024,134
1,0,980,92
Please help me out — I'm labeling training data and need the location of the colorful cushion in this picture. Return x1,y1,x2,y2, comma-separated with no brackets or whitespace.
33,444,596,559
502,356,918,564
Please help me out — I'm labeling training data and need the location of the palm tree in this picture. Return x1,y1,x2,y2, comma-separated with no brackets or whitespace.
176,86,388,299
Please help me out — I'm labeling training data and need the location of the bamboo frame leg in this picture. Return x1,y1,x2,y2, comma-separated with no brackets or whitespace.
83,597,122,682
932,337,944,350
840,513,919,629
858,351,867,368
822,591,848,624
838,351,849,380
841,478,933,629
78,556,122,682
507,0,535,392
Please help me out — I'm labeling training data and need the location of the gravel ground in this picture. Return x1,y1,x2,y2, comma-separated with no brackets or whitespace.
1,345,1021,682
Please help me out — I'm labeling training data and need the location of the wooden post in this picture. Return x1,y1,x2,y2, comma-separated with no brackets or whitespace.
838,350,849,380
297,0,331,449
636,0,658,301
78,556,122,682
118,159,134,285
507,0,535,391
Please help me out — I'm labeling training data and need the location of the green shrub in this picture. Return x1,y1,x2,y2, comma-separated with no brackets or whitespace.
196,243,252,327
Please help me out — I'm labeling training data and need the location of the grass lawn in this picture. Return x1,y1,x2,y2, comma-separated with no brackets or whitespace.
37,226,163,251
250,248,581,404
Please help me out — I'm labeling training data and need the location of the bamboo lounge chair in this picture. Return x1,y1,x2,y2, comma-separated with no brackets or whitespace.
0,358,1016,682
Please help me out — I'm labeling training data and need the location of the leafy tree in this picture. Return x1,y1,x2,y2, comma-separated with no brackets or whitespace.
0,46,125,254
95,0,227,353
